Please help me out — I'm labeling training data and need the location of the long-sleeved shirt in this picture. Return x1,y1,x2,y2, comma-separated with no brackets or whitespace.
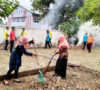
10,45,33,70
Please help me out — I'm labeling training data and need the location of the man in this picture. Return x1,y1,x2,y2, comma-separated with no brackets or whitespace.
83,33,88,50
10,27,16,53
87,33,94,53
19,28,27,37
4,27,9,50
49,30,52,47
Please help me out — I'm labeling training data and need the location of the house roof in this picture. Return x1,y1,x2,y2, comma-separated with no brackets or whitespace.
18,4,40,14
18,4,33,13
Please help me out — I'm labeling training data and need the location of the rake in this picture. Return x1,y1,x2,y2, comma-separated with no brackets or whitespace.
42,50,57,75
33,40,45,83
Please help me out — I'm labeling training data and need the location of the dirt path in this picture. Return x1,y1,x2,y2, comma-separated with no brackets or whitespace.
0,67,100,90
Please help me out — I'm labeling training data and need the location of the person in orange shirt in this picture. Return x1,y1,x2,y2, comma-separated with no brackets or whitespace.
87,33,94,53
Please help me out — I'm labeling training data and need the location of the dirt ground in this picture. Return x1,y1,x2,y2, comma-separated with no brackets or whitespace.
0,47,100,90
0,67,100,90
0,48,100,76
0,48,57,76
68,48,100,71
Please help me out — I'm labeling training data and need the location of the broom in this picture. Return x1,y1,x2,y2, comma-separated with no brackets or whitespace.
42,50,57,75
38,54,56,60
33,40,45,83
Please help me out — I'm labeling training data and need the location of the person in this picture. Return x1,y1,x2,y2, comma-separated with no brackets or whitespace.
82,33,88,50
4,27,9,50
29,38,35,48
44,30,51,48
53,34,69,79
87,33,94,53
19,28,27,37
9,27,16,53
3,36,37,85
29,38,34,45
49,30,52,47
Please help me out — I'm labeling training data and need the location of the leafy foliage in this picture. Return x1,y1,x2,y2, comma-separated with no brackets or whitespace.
0,0,19,21
32,0,54,18
59,2,82,38
59,17,80,38
32,0,83,37
77,0,100,25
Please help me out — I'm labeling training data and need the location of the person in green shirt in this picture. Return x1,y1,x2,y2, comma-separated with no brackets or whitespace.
19,28,27,37
4,27,9,50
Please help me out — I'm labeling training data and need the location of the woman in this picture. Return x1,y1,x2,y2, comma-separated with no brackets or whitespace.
53,35,69,79
44,30,51,48
4,36,37,85
87,33,94,53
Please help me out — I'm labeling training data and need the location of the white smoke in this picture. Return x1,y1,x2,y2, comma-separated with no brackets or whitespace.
40,0,72,29
40,0,83,30
77,21,100,47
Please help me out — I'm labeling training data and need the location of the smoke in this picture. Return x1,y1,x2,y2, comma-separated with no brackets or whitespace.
40,0,83,30
77,21,100,47
41,0,71,29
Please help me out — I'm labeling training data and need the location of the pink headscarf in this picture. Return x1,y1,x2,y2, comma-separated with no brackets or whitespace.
58,35,69,49
16,36,29,49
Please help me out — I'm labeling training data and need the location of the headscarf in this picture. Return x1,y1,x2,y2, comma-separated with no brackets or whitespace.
58,35,69,49
16,36,29,49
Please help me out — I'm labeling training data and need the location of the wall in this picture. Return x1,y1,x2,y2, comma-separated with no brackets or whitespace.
0,25,63,46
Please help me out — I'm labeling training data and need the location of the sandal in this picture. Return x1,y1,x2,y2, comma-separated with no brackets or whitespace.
3,80,9,85
13,79,22,83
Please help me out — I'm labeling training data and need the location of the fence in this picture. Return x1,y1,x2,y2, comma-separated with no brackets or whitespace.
0,25,63,46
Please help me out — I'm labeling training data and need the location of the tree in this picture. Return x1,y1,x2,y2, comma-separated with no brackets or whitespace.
0,0,19,21
32,0,54,18
58,2,82,38
32,0,83,37
77,0,100,25
59,13,80,38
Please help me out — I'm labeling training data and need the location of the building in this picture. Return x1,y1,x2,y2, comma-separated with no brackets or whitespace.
7,5,40,28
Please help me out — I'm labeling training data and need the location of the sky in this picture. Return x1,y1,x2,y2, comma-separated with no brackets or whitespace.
17,0,32,9
9,0,33,9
